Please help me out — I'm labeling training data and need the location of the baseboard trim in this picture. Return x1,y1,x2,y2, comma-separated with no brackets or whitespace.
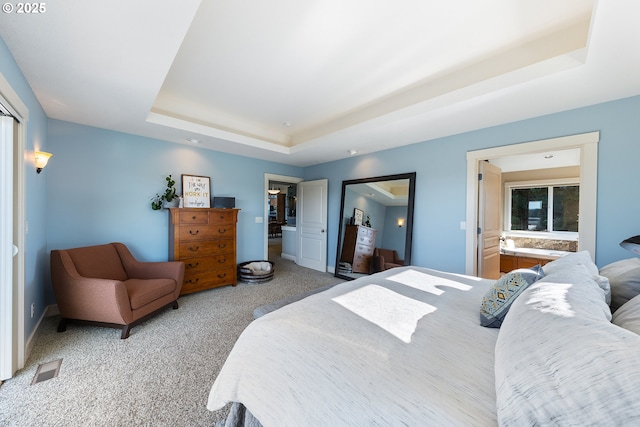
280,253,296,262
46,304,59,317
25,305,55,361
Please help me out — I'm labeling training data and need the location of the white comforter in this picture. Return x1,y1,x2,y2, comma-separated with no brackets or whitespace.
208,267,499,426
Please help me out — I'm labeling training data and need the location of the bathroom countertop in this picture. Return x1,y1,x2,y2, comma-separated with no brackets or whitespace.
500,247,572,260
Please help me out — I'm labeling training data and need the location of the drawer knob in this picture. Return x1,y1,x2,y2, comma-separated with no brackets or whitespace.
218,228,227,234
218,242,227,249
187,262,199,268
189,229,199,235
189,245,200,252
217,273,227,279
191,216,196,220
186,278,199,284
218,257,226,263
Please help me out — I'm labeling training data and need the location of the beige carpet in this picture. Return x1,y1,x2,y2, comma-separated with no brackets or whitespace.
0,255,343,427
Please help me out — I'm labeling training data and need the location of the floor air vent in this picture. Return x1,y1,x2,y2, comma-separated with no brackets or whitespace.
32,359,62,385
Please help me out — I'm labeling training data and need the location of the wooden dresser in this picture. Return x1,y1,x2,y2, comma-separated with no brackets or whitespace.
340,225,377,274
169,208,240,295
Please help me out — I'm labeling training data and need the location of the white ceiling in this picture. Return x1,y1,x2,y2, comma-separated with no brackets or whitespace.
348,180,410,207
1,1,639,167
490,148,581,172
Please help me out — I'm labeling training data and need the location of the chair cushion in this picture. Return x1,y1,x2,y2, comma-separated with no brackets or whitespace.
384,262,403,269
126,278,177,310
66,244,128,281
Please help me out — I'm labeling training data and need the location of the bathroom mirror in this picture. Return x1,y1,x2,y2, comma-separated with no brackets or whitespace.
335,172,416,280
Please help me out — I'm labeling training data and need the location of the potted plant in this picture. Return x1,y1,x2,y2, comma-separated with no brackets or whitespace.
151,174,180,210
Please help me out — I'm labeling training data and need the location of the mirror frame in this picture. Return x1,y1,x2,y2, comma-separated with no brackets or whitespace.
334,172,416,280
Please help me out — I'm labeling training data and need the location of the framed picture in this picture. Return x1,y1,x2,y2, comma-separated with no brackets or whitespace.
353,208,364,226
182,174,211,208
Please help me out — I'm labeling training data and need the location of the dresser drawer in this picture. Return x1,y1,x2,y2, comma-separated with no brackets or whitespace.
356,233,375,247
357,226,375,238
209,210,237,225
355,244,373,256
177,210,209,225
352,257,372,274
178,225,236,241
183,254,234,274
178,239,235,258
182,268,236,294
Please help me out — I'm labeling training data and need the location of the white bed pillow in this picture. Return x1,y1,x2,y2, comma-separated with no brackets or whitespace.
599,257,640,312
612,294,640,335
543,250,611,304
495,265,640,426
542,250,598,276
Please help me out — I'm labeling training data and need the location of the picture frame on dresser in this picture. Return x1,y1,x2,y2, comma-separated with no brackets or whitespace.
182,174,211,208
353,208,364,226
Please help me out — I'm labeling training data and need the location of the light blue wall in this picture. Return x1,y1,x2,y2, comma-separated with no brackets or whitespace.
381,205,407,260
306,95,640,273
3,23,640,344
0,37,50,338
45,120,304,302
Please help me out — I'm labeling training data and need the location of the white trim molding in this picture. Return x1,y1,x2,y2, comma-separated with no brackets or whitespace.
466,131,599,276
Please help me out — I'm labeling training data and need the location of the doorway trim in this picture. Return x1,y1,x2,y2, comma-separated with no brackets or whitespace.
465,131,599,276
0,71,28,380
263,173,303,260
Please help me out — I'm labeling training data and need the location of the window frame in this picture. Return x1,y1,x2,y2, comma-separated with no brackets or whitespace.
504,178,579,240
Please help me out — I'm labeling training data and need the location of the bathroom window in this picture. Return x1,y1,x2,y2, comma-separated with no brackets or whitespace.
506,180,579,234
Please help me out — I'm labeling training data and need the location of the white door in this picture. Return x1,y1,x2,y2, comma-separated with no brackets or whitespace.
478,161,502,279
0,115,15,380
297,179,328,272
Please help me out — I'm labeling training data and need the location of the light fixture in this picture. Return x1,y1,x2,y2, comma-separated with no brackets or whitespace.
348,149,357,156
397,218,405,228
621,235,640,255
267,185,281,195
34,151,52,174
187,138,200,144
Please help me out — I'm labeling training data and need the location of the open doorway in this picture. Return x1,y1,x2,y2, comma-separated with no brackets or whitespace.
466,131,599,276
263,174,303,262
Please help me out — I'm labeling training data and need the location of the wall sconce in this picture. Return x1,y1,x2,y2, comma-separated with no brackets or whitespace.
397,218,405,228
35,151,52,174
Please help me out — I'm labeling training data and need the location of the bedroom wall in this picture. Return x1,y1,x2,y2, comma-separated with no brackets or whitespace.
45,120,304,304
305,95,640,272
381,205,407,260
0,38,50,338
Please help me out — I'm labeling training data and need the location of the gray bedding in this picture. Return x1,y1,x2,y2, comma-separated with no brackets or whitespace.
208,267,499,426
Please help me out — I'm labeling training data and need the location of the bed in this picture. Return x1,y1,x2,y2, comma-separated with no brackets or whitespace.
208,252,640,426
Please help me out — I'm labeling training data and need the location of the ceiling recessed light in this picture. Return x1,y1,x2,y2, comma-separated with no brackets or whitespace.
187,138,200,144
544,154,554,159
283,122,292,127
348,149,357,155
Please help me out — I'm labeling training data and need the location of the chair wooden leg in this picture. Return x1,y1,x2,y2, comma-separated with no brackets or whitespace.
121,325,132,339
172,300,179,310
57,318,67,333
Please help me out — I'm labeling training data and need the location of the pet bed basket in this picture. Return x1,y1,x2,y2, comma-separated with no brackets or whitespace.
237,260,275,284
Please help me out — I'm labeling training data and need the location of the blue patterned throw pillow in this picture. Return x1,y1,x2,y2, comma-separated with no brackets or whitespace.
480,265,544,328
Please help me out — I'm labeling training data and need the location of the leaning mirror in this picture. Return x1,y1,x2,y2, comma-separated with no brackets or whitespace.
335,172,416,280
